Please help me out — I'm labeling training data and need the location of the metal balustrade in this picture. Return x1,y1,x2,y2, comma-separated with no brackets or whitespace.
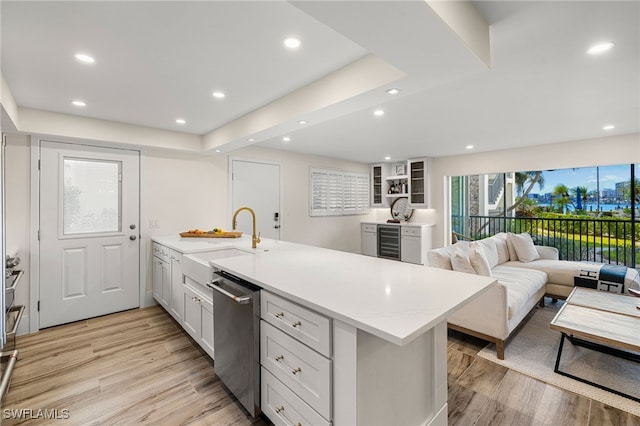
452,215,638,268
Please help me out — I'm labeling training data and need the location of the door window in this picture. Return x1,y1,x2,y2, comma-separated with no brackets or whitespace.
63,158,121,234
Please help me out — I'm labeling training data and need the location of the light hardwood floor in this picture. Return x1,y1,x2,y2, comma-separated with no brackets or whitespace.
3,305,639,425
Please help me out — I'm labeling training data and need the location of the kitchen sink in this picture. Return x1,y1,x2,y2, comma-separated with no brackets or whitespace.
183,248,253,286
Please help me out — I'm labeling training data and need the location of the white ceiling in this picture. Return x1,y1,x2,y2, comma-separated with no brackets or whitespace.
1,1,638,164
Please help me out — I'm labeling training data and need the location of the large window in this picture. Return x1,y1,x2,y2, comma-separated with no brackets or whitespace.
451,163,638,268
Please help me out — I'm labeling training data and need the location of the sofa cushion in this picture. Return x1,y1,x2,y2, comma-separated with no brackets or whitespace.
469,246,492,277
491,233,511,264
451,246,476,274
471,238,499,268
506,232,519,261
427,248,453,270
509,232,540,262
492,265,547,320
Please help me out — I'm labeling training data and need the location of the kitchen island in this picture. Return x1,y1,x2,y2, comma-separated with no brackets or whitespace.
152,235,496,425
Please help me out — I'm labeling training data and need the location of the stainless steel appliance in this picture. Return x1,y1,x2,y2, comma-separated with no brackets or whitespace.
208,269,261,417
378,224,401,260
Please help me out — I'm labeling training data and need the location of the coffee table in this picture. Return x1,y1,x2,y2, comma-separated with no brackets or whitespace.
550,287,640,402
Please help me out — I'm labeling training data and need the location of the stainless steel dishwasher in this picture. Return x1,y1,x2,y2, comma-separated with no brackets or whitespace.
207,269,261,418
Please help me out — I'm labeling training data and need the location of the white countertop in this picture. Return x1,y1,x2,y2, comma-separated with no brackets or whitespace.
361,221,434,227
152,235,496,346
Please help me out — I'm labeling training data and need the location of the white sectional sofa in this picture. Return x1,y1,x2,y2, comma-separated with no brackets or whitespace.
427,232,640,359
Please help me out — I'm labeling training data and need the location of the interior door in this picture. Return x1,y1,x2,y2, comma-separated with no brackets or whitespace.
231,159,280,240
39,141,140,328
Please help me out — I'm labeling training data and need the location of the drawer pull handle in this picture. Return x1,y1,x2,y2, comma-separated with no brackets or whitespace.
292,321,302,328
292,367,301,375
275,312,285,318
275,406,285,413
275,355,284,362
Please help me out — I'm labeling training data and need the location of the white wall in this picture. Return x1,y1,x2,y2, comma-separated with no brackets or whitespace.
429,132,640,248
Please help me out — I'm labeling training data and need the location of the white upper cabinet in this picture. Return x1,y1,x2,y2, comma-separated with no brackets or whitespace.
408,158,430,208
370,159,430,208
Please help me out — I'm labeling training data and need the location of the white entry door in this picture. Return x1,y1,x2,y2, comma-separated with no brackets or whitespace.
231,159,281,240
39,141,140,328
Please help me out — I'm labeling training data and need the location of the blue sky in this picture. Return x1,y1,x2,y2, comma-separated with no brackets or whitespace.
527,164,633,195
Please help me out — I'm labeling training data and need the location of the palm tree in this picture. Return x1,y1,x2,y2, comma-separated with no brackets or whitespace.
508,171,545,213
553,183,573,214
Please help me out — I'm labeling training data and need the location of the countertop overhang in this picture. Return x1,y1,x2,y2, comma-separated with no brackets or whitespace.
152,235,496,346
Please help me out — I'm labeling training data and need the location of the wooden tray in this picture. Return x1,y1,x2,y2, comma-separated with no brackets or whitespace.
179,232,243,238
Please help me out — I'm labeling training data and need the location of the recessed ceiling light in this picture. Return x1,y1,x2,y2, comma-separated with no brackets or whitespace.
298,120,308,125
215,149,221,153
71,100,86,107
587,42,615,55
175,118,186,124
247,138,255,142
603,124,615,130
386,88,400,95
466,145,474,150
282,136,291,142
74,53,95,64
384,156,391,160
283,37,301,49
212,91,226,99
374,109,385,117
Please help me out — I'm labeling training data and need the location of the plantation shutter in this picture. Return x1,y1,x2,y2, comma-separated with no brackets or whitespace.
309,167,369,216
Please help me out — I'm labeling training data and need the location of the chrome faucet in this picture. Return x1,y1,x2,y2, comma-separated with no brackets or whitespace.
232,207,261,249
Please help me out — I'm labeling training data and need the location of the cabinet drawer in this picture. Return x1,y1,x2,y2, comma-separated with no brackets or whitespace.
262,367,331,426
261,321,331,419
152,242,170,262
261,291,331,357
362,223,377,232
401,226,421,237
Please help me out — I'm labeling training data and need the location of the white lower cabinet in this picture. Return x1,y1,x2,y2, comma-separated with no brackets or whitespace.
262,368,331,426
182,280,215,359
261,290,332,425
169,250,183,322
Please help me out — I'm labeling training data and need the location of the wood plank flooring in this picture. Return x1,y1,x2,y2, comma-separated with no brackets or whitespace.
2,305,639,425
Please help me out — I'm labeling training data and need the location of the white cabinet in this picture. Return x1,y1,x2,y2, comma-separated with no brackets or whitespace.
370,159,430,208
152,243,182,316
361,223,377,257
152,245,170,308
183,279,215,359
261,291,332,425
370,163,391,207
401,225,432,265
408,158,430,207
169,250,183,322
151,242,213,358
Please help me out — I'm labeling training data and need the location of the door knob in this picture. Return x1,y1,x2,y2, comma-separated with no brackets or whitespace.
130,235,137,241
274,225,280,229
130,224,136,230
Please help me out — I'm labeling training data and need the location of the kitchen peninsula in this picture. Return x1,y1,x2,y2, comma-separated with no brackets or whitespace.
152,235,496,426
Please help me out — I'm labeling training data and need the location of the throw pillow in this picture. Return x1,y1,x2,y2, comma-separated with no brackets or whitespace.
506,232,519,261
427,249,452,270
450,246,476,274
472,239,499,268
510,232,540,263
492,233,510,264
469,246,492,277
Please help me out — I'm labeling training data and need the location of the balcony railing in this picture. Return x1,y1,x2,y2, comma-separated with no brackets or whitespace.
452,214,639,269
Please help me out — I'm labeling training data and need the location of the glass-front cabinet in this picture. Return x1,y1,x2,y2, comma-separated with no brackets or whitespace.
370,163,391,207
408,158,429,207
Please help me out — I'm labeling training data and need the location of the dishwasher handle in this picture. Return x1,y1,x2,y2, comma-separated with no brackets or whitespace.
206,278,252,304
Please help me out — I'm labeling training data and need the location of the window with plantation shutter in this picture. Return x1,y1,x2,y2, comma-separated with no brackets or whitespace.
310,168,369,216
